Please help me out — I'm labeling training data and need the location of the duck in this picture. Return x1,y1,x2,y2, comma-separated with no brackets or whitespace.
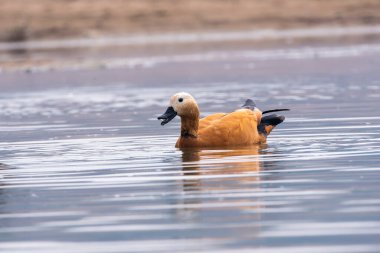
158,92,289,148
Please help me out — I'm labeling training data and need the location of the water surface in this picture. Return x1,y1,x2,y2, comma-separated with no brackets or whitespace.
1,41,380,253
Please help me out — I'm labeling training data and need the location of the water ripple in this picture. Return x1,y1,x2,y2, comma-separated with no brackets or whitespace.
1,70,380,252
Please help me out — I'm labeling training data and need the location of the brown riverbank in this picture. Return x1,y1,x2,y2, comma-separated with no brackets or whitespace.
1,0,380,42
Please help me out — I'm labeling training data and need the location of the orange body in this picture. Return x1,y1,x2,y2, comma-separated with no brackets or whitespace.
176,109,265,148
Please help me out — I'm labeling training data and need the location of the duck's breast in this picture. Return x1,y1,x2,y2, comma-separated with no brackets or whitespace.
175,113,226,148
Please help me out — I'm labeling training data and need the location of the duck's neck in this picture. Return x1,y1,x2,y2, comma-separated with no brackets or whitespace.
180,107,199,138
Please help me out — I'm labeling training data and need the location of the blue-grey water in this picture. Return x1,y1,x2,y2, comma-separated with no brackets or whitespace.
1,37,380,252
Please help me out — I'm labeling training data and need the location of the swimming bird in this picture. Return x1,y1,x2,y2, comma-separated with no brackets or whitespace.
158,92,288,148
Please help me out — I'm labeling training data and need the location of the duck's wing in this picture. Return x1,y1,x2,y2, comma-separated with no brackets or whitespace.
262,109,290,114
242,99,290,112
198,109,261,146
199,113,227,130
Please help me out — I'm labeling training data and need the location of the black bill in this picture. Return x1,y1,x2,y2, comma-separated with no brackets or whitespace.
157,106,177,125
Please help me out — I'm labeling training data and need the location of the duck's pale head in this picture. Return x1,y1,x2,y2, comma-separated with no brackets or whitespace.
158,92,199,125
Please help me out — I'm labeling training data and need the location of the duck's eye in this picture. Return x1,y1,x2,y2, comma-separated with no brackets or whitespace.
178,98,183,103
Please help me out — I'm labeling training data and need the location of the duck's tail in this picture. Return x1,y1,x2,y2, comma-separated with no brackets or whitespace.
258,114,285,136
241,99,288,136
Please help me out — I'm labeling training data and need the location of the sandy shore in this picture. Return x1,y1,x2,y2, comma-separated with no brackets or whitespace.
1,0,380,42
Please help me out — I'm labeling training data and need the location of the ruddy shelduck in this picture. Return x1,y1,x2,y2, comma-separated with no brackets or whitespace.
158,92,289,148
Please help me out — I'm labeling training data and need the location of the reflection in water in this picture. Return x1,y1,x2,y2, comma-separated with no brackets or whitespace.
181,145,265,176
178,146,266,224
0,165,4,208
